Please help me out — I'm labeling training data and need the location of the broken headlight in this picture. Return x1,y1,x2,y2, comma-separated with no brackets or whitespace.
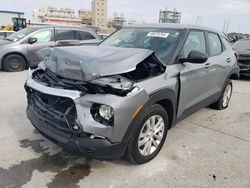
91,104,114,126
99,105,114,120
92,76,134,91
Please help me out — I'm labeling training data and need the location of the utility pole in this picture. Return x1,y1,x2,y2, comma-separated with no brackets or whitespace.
195,16,200,24
225,21,230,34
223,20,226,33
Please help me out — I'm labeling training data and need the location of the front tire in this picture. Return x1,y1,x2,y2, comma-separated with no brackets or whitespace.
212,80,233,110
3,54,26,72
125,104,169,164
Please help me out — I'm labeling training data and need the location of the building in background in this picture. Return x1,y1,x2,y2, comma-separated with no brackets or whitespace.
127,19,145,25
109,12,126,29
33,7,81,25
92,0,108,28
79,9,92,26
159,8,181,23
0,10,24,27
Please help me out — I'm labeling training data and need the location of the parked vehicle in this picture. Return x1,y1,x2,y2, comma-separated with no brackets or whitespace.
232,39,250,77
25,24,239,164
12,17,27,31
0,30,15,40
1,17,27,32
0,26,100,72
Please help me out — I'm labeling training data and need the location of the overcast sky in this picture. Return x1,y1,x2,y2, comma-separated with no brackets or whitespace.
1,0,250,33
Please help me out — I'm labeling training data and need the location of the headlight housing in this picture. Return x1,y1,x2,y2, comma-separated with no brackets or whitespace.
99,105,114,120
92,76,134,92
91,104,114,126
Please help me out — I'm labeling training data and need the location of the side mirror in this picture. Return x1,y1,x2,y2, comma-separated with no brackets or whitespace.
179,50,208,64
28,37,37,44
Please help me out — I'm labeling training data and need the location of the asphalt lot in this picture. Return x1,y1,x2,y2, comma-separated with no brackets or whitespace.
0,70,250,188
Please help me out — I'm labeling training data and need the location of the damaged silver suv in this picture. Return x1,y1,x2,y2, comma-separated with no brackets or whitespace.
25,24,239,164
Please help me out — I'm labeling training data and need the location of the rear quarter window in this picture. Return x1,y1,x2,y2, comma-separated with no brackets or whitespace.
208,33,223,56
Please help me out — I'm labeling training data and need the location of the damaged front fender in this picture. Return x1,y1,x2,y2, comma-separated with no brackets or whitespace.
26,69,150,142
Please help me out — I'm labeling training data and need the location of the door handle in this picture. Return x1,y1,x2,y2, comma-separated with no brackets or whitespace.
204,63,210,69
226,58,231,63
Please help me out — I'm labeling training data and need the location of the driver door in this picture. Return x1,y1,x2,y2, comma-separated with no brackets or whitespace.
27,29,56,66
177,30,211,119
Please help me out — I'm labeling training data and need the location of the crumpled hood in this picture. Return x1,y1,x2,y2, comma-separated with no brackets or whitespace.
0,39,12,46
43,46,155,81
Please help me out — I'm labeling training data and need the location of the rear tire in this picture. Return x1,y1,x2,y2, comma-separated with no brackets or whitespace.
125,104,169,164
212,80,233,110
3,54,26,72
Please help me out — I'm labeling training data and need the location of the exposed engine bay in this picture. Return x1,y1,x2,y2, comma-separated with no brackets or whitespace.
33,46,165,96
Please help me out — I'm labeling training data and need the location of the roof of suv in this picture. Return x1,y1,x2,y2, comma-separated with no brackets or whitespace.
125,23,224,36
30,25,96,32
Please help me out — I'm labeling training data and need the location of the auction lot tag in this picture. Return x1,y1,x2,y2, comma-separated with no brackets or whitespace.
147,32,169,38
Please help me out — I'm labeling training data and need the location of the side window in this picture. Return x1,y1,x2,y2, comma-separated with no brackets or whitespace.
181,31,206,58
32,30,53,43
56,30,77,40
0,33,5,40
208,33,223,56
77,31,96,40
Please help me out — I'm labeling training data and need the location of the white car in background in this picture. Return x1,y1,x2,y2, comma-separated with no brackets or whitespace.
0,31,15,40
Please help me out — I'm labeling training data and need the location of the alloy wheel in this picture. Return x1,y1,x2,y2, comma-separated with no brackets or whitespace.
138,115,165,156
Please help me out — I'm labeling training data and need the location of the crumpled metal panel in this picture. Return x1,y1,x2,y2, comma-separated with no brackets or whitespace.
41,46,154,81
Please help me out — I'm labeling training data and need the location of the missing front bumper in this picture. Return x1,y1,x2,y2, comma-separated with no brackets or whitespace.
27,103,127,159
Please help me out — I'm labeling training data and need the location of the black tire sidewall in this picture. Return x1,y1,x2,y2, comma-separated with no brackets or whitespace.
214,80,233,110
221,80,233,109
127,104,169,164
3,54,26,72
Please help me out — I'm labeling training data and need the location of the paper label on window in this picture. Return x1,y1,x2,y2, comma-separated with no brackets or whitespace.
147,32,169,38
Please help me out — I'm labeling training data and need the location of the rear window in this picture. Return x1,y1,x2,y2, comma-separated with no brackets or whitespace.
56,30,77,40
77,31,96,40
208,33,223,56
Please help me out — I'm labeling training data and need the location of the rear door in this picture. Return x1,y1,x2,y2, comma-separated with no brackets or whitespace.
177,30,212,118
27,28,55,66
204,32,231,95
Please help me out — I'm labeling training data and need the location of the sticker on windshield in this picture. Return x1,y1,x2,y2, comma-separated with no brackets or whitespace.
147,32,169,38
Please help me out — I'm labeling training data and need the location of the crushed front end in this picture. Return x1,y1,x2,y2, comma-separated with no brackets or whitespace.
24,46,167,158
25,68,150,158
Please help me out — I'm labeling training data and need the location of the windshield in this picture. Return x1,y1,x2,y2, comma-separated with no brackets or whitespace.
232,40,250,51
6,28,36,42
100,27,182,63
